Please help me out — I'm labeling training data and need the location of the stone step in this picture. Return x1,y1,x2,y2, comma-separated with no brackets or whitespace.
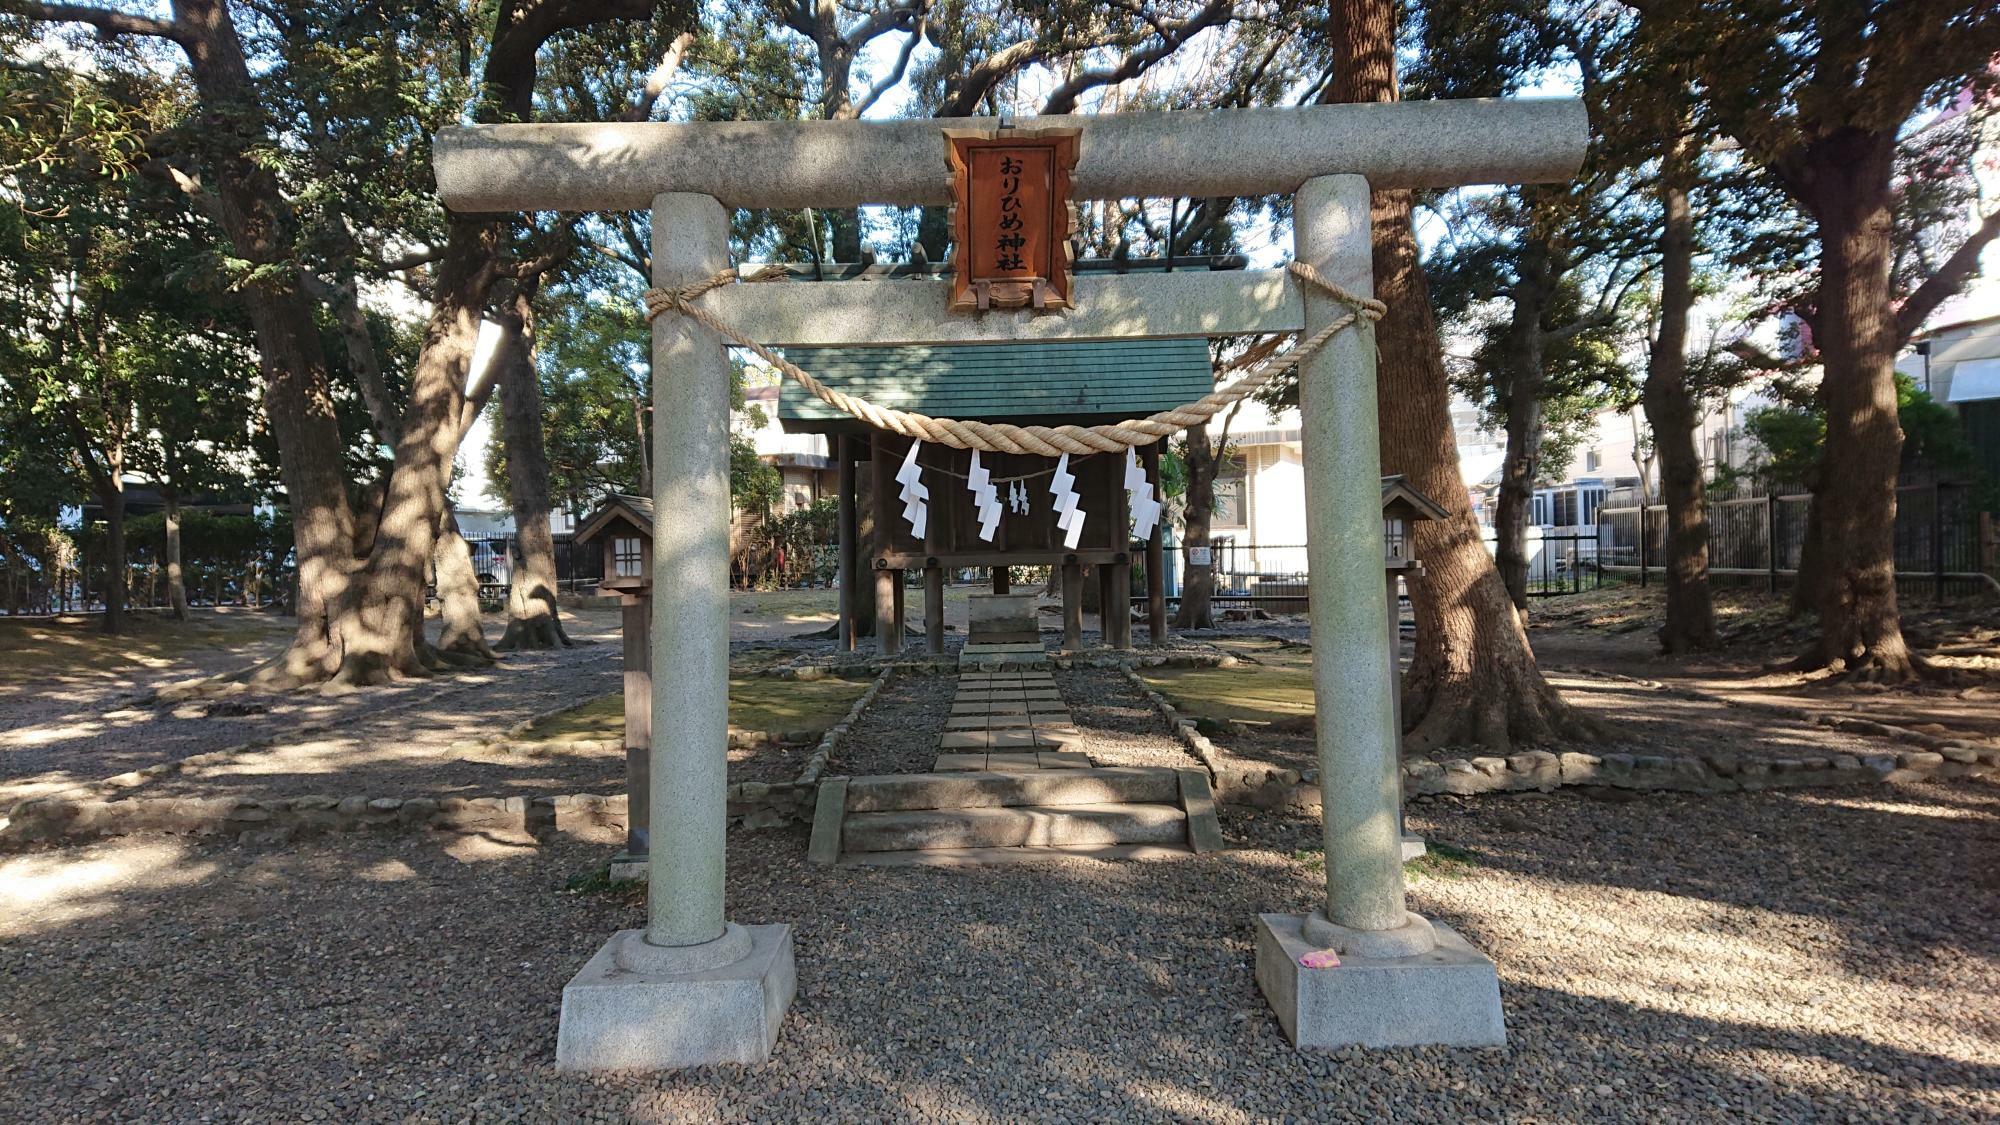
842,802,1189,852
939,729,1081,751
934,751,1093,772
846,767,1182,812
838,843,1193,867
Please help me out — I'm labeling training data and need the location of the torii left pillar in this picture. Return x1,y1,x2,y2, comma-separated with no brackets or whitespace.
556,192,796,1070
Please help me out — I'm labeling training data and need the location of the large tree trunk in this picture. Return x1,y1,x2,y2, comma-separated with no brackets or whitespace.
1795,138,1924,681
1641,152,1718,653
434,508,495,659
1328,0,1588,753
99,483,127,635
328,219,501,688
164,489,189,622
164,0,361,684
494,284,571,650
1173,427,1219,631
123,0,649,695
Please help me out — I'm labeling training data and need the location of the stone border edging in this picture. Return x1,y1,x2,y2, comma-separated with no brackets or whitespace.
0,790,626,849
1122,667,2000,808
794,667,893,787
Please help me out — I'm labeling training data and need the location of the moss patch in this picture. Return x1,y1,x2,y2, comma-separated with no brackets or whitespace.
520,675,870,743
1139,664,1318,726
1404,841,1482,880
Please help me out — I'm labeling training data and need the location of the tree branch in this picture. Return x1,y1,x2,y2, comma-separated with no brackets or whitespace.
623,29,696,122
852,21,922,117
16,2,189,44
1896,207,2000,343
300,271,400,442
1038,0,1233,116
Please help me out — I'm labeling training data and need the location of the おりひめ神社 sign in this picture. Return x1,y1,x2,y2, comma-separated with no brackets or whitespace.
946,126,1079,312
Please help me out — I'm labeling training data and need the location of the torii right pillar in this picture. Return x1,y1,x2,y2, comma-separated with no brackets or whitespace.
1254,174,1505,1048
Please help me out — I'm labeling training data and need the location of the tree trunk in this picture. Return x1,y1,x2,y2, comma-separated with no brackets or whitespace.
1789,467,1830,617
1641,150,1718,653
1327,0,1588,753
1492,388,1543,612
1796,139,1924,681
1492,242,1552,613
434,508,495,659
494,284,571,650
1173,427,1218,630
100,484,127,635
167,0,361,683
164,489,189,622
327,220,500,687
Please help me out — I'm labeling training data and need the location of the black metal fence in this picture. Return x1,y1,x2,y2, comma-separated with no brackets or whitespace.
1524,533,1602,597
1205,540,1311,610
1597,481,1997,601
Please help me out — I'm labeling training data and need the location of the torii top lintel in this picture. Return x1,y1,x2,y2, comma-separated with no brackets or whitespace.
433,98,1586,214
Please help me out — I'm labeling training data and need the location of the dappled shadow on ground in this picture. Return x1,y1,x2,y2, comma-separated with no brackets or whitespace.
1527,588,2000,746
0,613,625,806
1182,661,1936,776
3,778,1995,1121
0,609,295,709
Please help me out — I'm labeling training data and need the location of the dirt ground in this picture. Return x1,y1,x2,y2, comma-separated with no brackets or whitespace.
1527,585,2000,745
2,781,1994,1122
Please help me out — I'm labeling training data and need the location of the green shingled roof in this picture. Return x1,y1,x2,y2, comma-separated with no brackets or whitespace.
777,339,1214,429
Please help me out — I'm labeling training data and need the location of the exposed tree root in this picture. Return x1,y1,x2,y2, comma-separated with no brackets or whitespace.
495,613,571,651
1785,639,1951,686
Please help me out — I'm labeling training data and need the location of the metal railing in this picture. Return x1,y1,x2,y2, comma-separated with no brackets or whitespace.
1597,481,1998,600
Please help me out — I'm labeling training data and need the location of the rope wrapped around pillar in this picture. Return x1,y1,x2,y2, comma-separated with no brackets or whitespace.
641,261,1384,457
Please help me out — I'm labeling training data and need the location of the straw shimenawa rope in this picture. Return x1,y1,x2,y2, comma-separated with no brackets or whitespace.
642,260,1384,457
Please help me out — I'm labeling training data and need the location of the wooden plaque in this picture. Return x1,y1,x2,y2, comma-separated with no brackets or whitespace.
945,127,1079,312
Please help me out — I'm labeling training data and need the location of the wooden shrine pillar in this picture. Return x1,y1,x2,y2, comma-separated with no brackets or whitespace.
1142,442,1167,645
1109,558,1133,650
992,566,1009,594
836,435,857,651
923,565,944,652
1060,561,1084,650
620,594,651,860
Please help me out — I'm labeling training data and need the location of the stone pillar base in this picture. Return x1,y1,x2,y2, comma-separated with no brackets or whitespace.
556,925,795,1070
607,855,650,882
1254,913,1504,1049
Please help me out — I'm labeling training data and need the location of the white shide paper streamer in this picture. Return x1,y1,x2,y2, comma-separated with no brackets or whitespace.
896,440,929,539
1049,452,1085,550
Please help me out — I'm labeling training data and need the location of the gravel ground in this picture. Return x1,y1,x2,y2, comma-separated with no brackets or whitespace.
827,671,954,775
4,779,1993,1121
1052,668,1204,770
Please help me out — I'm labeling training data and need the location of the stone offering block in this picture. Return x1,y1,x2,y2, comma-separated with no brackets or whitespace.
967,592,1041,645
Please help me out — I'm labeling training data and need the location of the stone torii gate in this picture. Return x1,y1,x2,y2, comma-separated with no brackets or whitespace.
433,97,1584,1069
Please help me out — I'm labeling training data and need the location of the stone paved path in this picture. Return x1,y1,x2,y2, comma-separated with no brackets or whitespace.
933,670,1093,771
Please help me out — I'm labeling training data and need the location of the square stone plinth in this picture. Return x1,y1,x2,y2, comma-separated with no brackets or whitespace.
556,926,796,1069
1254,914,1504,1049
